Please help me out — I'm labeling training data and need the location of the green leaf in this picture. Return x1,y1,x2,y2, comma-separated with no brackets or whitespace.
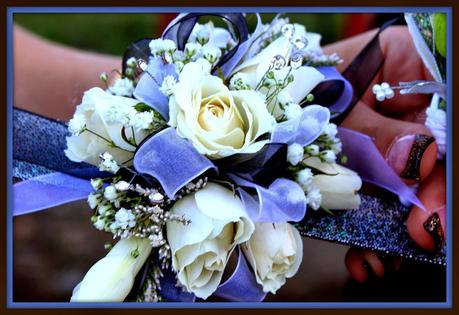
439,99,447,111
433,13,447,58
134,102,153,112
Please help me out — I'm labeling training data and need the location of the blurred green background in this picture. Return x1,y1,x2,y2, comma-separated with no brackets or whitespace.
14,13,347,56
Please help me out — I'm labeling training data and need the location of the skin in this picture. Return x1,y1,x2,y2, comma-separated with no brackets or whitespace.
13,25,119,121
13,24,446,283
324,26,446,280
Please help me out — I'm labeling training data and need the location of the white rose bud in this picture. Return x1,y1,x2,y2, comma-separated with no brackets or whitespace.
167,183,254,299
232,36,324,118
71,237,152,302
242,222,303,294
304,158,362,210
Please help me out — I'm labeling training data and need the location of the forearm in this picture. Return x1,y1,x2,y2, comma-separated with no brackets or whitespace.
13,25,121,121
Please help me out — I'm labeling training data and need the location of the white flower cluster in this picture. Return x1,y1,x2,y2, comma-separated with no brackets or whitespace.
68,113,86,136
109,77,135,97
99,152,120,174
229,72,251,90
295,167,322,211
304,122,342,164
149,38,177,57
104,102,156,132
159,75,177,96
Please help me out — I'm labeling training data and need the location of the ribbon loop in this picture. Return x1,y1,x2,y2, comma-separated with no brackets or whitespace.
215,142,287,188
133,128,217,200
271,104,330,146
214,248,266,302
162,13,249,73
312,66,354,119
231,175,307,223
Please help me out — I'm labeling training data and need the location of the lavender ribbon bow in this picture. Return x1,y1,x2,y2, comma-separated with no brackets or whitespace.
133,127,307,224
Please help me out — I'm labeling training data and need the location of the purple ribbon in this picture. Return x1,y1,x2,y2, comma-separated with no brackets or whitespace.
338,127,425,211
218,14,263,78
231,175,306,223
133,128,217,200
133,128,306,223
214,247,266,302
13,172,93,216
271,105,330,146
316,66,354,119
133,58,178,120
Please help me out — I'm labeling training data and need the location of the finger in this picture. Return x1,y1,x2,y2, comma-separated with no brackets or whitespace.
406,163,446,251
345,248,384,282
341,101,437,184
360,26,434,116
325,26,434,117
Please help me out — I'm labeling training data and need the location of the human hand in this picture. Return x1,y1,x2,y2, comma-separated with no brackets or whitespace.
325,25,446,282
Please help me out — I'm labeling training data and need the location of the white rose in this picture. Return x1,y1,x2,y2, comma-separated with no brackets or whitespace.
232,36,324,118
242,222,303,294
304,157,362,210
166,183,254,299
65,88,149,166
71,237,152,302
169,62,275,159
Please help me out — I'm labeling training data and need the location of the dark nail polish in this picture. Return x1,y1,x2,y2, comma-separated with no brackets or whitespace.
423,212,444,251
400,134,434,181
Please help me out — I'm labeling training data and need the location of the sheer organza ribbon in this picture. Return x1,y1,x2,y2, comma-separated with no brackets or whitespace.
133,127,307,224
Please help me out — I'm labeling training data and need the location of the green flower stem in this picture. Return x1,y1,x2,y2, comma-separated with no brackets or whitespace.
84,128,134,153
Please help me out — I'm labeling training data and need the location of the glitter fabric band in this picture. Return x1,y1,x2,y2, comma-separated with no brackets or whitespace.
296,194,445,266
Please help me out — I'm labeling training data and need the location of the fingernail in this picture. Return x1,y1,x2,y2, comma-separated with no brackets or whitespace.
386,134,434,181
423,212,444,252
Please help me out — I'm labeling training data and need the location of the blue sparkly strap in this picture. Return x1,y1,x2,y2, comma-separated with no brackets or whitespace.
13,108,101,180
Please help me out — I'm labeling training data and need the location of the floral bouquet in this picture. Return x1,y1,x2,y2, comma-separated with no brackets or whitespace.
12,12,446,303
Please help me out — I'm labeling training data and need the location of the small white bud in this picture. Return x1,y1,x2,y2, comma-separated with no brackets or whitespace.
126,57,137,68
99,72,109,82
104,185,118,201
287,143,304,166
90,178,103,190
305,144,319,155
114,181,131,192
321,150,336,163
